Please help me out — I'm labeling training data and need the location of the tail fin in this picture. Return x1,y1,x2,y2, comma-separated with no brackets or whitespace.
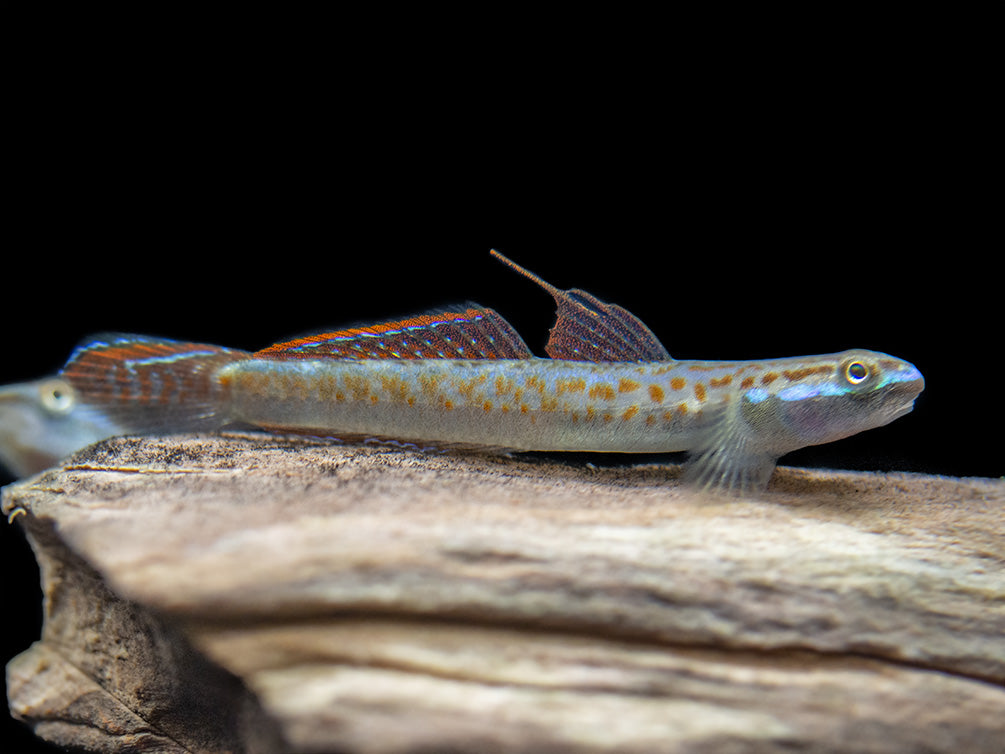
60,334,250,435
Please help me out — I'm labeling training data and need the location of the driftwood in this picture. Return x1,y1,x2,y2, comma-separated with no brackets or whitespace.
3,431,1003,753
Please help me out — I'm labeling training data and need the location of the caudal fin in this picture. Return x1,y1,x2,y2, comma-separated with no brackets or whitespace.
60,334,250,435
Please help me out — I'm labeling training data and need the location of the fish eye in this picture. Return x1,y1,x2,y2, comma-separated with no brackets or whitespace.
38,379,76,415
845,361,869,385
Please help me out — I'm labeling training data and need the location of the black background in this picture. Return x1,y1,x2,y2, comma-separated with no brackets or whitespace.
2,20,1000,753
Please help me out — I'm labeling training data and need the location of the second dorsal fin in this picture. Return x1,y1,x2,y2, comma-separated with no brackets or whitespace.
490,250,673,363
255,307,533,360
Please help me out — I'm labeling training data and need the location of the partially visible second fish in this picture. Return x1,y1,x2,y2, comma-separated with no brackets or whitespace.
0,377,120,478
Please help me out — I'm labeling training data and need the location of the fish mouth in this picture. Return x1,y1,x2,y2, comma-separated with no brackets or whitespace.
889,398,917,422
887,370,924,423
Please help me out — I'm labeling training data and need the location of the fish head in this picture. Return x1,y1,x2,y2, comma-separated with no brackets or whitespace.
742,349,925,454
0,377,120,478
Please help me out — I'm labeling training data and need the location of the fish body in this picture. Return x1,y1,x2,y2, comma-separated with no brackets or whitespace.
221,350,922,491
0,252,925,492
221,351,920,453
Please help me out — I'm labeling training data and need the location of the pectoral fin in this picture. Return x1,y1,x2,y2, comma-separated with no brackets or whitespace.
683,403,778,495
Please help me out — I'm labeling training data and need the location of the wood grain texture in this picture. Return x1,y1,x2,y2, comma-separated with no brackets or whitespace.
3,432,1003,753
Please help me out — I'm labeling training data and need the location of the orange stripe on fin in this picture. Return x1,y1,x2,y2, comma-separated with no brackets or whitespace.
60,334,250,433
256,307,533,361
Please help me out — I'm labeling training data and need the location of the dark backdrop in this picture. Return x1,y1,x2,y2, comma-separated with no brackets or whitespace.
2,35,999,753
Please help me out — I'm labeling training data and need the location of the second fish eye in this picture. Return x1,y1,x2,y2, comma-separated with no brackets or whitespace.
39,379,76,415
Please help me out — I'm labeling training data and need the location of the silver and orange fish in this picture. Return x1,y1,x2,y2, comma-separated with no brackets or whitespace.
0,251,924,492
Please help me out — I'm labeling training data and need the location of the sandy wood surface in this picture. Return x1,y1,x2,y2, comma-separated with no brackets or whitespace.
4,432,1003,753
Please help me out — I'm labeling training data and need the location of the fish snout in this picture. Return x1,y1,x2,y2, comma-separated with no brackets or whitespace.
887,361,924,419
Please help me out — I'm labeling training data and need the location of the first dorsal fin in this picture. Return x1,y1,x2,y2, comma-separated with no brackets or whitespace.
255,307,533,360
490,250,672,363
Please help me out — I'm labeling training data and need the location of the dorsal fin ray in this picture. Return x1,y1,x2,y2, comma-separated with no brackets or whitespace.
255,306,533,361
490,250,673,363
